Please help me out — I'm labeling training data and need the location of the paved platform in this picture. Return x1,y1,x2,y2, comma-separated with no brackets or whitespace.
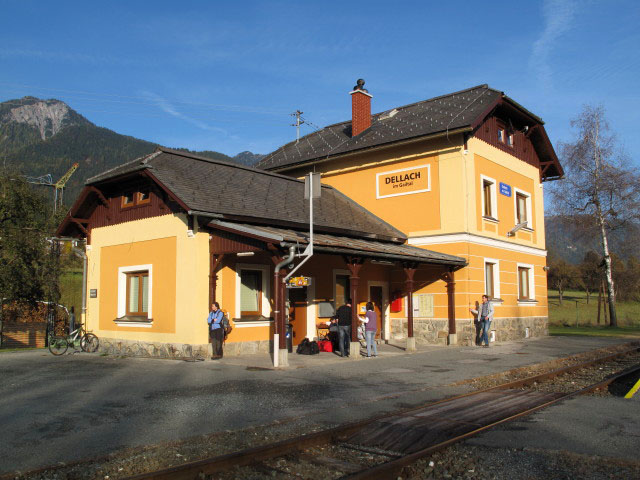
0,335,635,474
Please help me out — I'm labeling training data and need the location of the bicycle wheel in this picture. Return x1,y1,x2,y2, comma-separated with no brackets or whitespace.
48,336,68,355
80,333,99,353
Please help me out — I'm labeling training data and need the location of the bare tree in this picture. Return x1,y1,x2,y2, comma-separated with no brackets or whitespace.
551,106,640,326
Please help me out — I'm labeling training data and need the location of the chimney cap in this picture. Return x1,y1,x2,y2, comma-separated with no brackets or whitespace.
353,78,368,92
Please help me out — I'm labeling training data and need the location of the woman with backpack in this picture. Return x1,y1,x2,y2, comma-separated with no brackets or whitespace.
361,302,378,357
207,302,224,359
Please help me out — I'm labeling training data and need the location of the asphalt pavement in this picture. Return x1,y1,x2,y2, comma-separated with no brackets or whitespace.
0,335,636,474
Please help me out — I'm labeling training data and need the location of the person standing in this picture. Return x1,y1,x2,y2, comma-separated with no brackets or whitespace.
476,295,494,347
362,302,378,357
207,302,224,359
334,300,352,357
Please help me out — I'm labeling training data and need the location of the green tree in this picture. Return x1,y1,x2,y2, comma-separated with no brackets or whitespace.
0,170,60,304
548,258,575,305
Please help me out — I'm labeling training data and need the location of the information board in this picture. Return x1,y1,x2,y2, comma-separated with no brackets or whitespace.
412,293,434,318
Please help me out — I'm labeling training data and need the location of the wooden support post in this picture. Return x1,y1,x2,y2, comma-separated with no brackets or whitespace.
404,266,416,338
446,268,457,336
346,258,363,343
271,251,288,351
209,253,224,307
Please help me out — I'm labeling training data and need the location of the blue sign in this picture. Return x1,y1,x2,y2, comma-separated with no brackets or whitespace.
499,182,511,197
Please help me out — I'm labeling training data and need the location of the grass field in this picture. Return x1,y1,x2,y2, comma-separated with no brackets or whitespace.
548,289,640,337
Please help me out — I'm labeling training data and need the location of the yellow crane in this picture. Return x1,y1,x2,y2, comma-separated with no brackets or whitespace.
53,163,79,212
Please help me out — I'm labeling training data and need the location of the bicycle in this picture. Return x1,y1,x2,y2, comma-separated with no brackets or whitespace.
48,323,99,356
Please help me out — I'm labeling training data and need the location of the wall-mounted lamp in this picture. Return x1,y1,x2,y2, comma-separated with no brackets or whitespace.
237,252,255,257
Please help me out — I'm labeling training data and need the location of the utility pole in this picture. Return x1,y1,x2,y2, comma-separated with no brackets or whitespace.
290,110,305,143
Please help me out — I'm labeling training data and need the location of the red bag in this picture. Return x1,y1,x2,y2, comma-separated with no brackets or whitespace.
317,340,333,352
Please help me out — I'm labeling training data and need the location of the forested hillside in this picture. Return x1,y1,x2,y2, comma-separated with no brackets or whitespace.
0,96,263,205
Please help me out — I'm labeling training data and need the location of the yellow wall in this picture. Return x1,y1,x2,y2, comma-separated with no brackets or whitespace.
87,214,210,345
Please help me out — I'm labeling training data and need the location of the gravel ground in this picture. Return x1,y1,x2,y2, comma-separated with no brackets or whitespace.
402,445,640,480
5,344,639,480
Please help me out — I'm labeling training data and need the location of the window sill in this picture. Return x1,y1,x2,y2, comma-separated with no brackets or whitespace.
232,316,273,328
114,316,153,327
517,299,538,306
482,216,499,223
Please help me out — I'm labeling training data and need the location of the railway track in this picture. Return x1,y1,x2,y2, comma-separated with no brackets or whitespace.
124,345,640,480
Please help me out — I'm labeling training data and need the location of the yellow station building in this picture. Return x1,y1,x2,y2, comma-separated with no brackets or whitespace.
58,82,562,363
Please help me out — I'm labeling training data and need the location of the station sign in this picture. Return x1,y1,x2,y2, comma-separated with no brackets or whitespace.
287,276,311,288
376,164,431,199
499,182,512,197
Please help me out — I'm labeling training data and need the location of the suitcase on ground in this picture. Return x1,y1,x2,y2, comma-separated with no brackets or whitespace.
317,339,333,352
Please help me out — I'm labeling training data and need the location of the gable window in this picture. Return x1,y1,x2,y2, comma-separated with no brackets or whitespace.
126,271,149,316
507,133,514,147
121,189,151,208
497,128,505,143
137,190,151,204
240,270,262,316
122,192,135,207
480,175,498,220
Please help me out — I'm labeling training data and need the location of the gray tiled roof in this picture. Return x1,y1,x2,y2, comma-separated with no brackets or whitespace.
258,84,504,171
207,221,466,266
87,148,407,242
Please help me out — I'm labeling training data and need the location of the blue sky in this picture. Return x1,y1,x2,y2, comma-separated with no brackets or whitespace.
1,0,638,161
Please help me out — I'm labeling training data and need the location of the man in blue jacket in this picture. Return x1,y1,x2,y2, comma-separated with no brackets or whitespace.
207,302,224,359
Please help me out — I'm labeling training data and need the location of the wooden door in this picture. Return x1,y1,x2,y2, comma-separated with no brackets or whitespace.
369,286,383,339
288,287,307,345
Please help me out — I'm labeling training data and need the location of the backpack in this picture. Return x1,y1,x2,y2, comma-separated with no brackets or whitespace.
221,315,232,336
296,338,319,355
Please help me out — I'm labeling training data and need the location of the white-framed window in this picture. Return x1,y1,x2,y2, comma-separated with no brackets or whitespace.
235,264,270,318
117,264,153,319
480,175,498,220
513,187,533,229
517,263,535,302
484,258,500,300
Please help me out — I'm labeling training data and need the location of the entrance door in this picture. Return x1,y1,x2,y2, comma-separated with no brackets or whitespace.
288,287,307,345
370,286,383,340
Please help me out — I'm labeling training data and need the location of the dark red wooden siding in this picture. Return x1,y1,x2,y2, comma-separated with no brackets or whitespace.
210,229,265,254
474,116,541,169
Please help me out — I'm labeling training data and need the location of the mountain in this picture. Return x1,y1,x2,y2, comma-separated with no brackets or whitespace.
545,215,640,263
0,96,264,205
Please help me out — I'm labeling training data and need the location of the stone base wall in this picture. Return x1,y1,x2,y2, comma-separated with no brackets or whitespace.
98,338,272,359
391,317,548,346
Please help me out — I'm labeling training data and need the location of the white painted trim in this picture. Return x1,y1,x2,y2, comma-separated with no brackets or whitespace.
368,280,390,341
233,320,273,328
480,174,498,220
235,263,271,319
117,264,153,319
114,320,152,328
349,89,373,98
408,233,546,257
513,187,533,230
483,257,501,300
376,164,431,199
516,262,536,301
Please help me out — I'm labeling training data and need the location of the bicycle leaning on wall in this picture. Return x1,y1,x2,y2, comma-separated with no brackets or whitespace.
48,323,99,356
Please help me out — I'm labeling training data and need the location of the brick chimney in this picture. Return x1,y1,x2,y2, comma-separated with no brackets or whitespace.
350,78,372,137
